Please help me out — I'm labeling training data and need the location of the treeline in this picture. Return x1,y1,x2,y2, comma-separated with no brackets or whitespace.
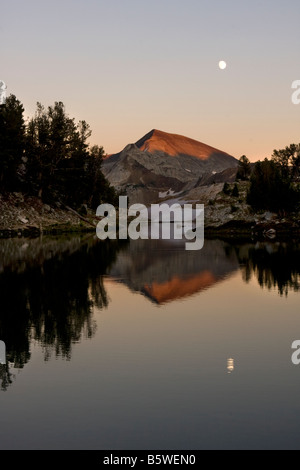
236,147,300,213
0,95,117,209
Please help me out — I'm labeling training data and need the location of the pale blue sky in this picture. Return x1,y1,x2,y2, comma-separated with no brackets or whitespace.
2,0,300,159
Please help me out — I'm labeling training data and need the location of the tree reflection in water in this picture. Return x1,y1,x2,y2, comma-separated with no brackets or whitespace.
1,236,299,391
236,241,300,296
0,236,123,390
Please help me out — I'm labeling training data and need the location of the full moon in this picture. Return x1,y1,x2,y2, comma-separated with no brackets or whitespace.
219,60,227,70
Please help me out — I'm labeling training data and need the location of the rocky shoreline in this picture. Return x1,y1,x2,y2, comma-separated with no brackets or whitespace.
0,189,299,240
0,193,97,238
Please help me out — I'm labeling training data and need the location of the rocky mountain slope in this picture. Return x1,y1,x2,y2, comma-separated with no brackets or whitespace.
103,129,238,204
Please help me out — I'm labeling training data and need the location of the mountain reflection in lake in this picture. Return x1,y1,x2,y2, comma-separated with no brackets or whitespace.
0,235,299,389
108,239,240,304
0,235,300,449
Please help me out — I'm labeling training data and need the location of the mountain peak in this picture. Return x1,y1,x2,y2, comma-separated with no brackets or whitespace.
135,129,233,161
102,129,238,204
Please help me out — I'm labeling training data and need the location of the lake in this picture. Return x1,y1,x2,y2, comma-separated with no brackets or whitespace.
0,234,300,450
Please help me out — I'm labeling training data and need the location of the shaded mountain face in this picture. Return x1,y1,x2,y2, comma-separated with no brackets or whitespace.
102,130,238,204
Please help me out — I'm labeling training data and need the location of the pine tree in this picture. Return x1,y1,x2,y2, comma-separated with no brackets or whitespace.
25,100,117,208
223,182,231,195
247,159,298,213
0,95,25,190
236,155,251,181
232,183,239,198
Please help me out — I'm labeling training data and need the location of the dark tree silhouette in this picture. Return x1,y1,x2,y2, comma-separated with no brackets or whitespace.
0,95,117,209
272,143,300,180
232,183,239,198
247,158,299,213
0,95,25,190
236,155,251,181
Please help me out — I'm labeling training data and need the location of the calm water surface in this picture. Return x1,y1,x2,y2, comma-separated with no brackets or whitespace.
0,235,299,449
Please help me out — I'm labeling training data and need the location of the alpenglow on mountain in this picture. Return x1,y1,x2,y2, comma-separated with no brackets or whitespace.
102,129,238,204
